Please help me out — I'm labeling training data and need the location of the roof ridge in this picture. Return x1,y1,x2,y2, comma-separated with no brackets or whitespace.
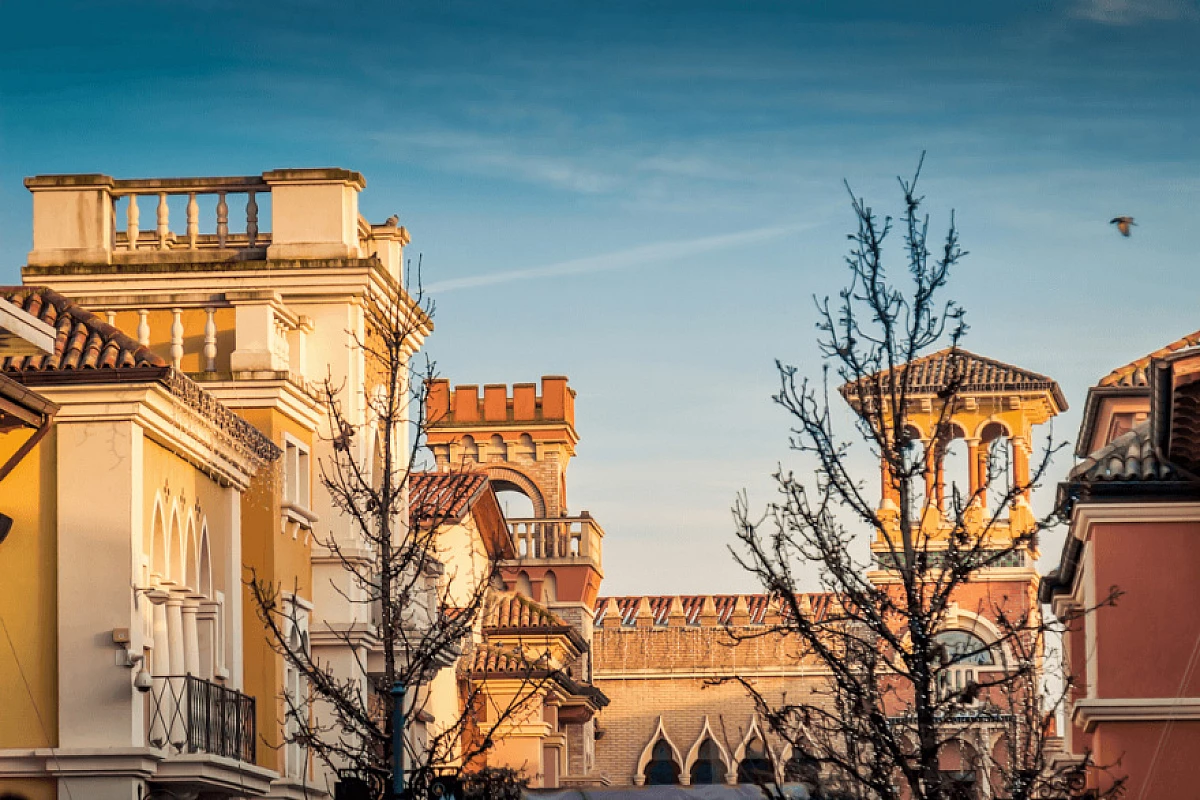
1098,330,1200,388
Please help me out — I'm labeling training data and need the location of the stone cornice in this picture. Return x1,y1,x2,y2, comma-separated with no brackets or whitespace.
1072,697,1200,731
34,380,268,489
201,378,323,431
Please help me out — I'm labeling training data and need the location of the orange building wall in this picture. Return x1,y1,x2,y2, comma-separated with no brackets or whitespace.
1091,721,1200,798
1091,521,1200,699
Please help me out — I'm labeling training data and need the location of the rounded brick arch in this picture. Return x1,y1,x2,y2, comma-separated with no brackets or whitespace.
484,465,547,518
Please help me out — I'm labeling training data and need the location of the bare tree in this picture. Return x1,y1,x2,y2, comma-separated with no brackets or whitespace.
730,157,1121,800
249,264,553,799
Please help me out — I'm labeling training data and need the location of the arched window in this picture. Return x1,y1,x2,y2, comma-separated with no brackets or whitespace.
690,739,725,785
979,422,1011,511
936,631,994,705
515,571,533,598
644,740,680,785
900,425,928,509
737,738,773,785
488,434,507,463
784,751,820,789
937,424,968,513
542,570,558,603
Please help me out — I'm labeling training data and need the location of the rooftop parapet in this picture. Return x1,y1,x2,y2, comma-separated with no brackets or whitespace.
428,376,575,430
24,168,409,274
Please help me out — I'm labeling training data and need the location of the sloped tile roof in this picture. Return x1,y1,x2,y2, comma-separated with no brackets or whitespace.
0,286,166,372
841,347,1066,409
1098,332,1200,388
0,286,278,465
409,471,490,523
484,591,566,630
465,642,548,675
1069,423,1178,483
594,594,831,626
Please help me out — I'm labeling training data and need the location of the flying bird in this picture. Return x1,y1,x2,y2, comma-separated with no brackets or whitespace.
1110,216,1136,237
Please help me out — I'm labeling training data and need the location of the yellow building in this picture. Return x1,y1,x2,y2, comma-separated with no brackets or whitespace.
0,286,279,800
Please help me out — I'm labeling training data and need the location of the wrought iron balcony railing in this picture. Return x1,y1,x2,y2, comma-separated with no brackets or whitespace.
147,675,256,763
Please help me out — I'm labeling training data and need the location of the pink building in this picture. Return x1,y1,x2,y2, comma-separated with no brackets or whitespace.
1042,333,1200,798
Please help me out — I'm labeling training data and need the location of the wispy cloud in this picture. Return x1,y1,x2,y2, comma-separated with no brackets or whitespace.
425,221,820,293
1071,0,1199,25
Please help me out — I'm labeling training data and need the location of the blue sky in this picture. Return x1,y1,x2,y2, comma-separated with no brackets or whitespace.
3,0,1199,593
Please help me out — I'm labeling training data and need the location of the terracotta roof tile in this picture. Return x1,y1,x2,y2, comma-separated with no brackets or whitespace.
409,471,489,524
1098,333,1200,388
595,594,830,626
841,347,1066,409
0,286,165,373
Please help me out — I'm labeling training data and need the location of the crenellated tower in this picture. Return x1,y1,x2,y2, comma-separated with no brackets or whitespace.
426,376,604,645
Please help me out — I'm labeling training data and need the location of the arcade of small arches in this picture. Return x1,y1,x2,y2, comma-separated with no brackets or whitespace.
457,432,549,518
141,489,227,683
633,716,818,788
887,418,1032,514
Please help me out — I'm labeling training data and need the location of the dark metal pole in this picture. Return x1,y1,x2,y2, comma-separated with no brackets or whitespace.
392,681,407,799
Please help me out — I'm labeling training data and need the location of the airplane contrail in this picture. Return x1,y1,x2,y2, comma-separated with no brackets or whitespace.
424,219,822,293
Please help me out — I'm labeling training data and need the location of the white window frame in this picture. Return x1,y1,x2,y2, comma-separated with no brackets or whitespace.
282,433,318,534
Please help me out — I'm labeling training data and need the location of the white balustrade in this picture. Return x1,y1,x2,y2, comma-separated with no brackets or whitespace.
506,516,603,562
170,309,184,368
111,177,270,254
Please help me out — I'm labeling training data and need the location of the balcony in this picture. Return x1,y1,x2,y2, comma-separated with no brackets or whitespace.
147,675,256,763
507,514,604,569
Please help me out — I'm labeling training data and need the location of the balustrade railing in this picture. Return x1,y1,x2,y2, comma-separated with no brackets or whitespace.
507,515,604,562
111,176,269,255
147,675,256,763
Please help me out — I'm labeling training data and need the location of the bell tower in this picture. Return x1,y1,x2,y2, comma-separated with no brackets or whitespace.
426,376,604,639
845,349,1067,586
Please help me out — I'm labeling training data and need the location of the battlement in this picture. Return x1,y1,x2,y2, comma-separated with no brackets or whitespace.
428,376,576,430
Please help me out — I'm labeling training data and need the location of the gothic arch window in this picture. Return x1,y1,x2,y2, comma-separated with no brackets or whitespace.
736,737,773,785
783,749,820,790
635,717,684,787
685,717,732,785
644,740,681,786
690,740,725,785
168,506,184,585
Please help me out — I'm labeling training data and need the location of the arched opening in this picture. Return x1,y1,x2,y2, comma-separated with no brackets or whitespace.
542,570,558,603
938,740,981,800
784,750,820,790
460,435,479,465
151,502,167,582
495,489,535,519
937,424,968,514
644,740,681,786
515,571,533,598
936,630,995,705
516,433,536,462
488,434,507,463
979,422,1011,511
185,517,199,593
737,738,773,785
690,739,725,785
168,507,184,585
198,526,212,599
901,425,928,510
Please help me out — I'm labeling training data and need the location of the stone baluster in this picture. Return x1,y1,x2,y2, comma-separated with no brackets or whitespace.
105,311,116,326
246,190,258,247
186,192,199,249
156,192,169,250
126,194,140,251
216,191,229,248
203,308,217,372
137,309,150,347
111,196,118,251
170,309,184,368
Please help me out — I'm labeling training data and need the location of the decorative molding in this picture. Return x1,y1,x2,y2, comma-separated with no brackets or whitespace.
683,715,734,784
633,716,684,787
1072,697,1200,731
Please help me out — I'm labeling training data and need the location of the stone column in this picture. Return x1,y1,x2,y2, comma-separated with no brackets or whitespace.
151,594,172,676
182,599,201,676
166,595,185,677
